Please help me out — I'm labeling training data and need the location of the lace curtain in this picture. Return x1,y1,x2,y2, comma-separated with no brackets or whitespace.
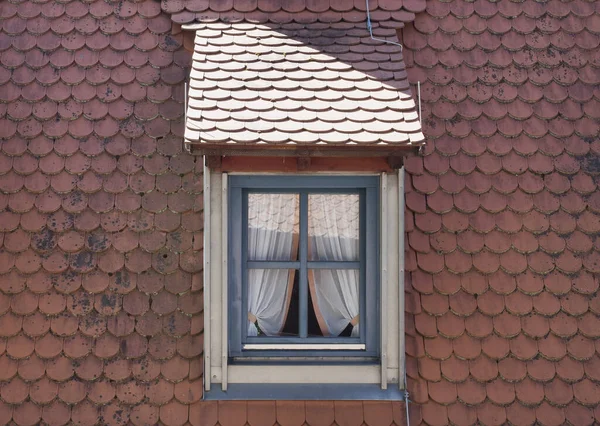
246,193,359,338
247,193,298,336
308,194,360,337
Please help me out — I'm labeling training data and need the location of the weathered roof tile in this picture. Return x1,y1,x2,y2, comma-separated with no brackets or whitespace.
0,0,599,422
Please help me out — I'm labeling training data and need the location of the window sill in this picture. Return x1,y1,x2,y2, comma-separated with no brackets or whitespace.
204,384,406,401
211,364,387,384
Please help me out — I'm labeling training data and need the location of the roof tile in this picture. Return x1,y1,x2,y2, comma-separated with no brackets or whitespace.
17,354,45,382
420,401,448,426
573,379,600,406
493,311,521,338
41,401,71,426
361,402,393,426
469,354,498,383
159,401,188,426
13,401,42,426
428,380,458,405
1,376,28,404
218,402,247,426
481,333,510,360
1,0,599,423
30,377,59,405
456,378,486,405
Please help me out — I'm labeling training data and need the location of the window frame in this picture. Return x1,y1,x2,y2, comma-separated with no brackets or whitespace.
228,175,380,360
202,169,406,399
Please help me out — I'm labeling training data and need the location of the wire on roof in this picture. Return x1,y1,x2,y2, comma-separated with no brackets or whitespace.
365,0,403,50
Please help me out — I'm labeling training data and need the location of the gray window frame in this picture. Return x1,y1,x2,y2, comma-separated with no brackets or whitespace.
228,175,380,360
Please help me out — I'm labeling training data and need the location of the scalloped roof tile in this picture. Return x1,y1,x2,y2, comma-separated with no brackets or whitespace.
2,0,600,423
184,21,424,152
402,0,600,424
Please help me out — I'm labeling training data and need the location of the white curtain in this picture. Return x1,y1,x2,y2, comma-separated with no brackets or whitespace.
247,193,298,336
309,194,360,337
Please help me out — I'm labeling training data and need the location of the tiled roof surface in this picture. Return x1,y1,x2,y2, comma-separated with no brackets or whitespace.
0,0,210,424
0,0,414,424
401,0,600,424
185,22,424,149
1,0,600,423
162,0,426,27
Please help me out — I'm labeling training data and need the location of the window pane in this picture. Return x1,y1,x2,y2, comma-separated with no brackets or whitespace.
248,193,299,261
310,269,360,337
308,194,359,262
248,269,297,337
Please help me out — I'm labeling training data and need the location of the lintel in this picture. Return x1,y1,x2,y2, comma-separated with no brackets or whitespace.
204,154,415,172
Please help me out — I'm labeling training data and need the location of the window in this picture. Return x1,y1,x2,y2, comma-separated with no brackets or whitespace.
229,176,379,359
203,171,405,399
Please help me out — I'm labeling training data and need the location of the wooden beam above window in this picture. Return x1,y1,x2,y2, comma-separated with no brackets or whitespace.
208,156,407,173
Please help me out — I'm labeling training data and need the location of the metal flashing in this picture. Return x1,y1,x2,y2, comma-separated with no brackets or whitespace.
204,384,406,401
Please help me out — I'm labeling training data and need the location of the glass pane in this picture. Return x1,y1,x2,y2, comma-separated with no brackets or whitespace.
310,269,360,337
248,193,299,261
308,194,359,261
247,269,298,337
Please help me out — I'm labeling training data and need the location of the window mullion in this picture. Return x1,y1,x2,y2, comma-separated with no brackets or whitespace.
299,192,308,339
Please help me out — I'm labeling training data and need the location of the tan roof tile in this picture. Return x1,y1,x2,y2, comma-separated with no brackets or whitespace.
186,22,423,152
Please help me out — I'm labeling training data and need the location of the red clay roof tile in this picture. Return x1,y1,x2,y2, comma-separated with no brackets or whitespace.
545,378,574,407
40,401,70,426
58,380,85,407
17,354,45,382
1,0,599,423
417,355,440,382
420,400,448,426
69,339,96,367
536,402,565,426
1,376,28,404
549,312,578,339
573,379,600,406
30,377,59,405
497,357,526,385
565,403,595,426
556,355,585,384
440,355,469,384
456,378,486,406
481,333,510,360
493,310,521,338
538,333,568,361
13,401,42,426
